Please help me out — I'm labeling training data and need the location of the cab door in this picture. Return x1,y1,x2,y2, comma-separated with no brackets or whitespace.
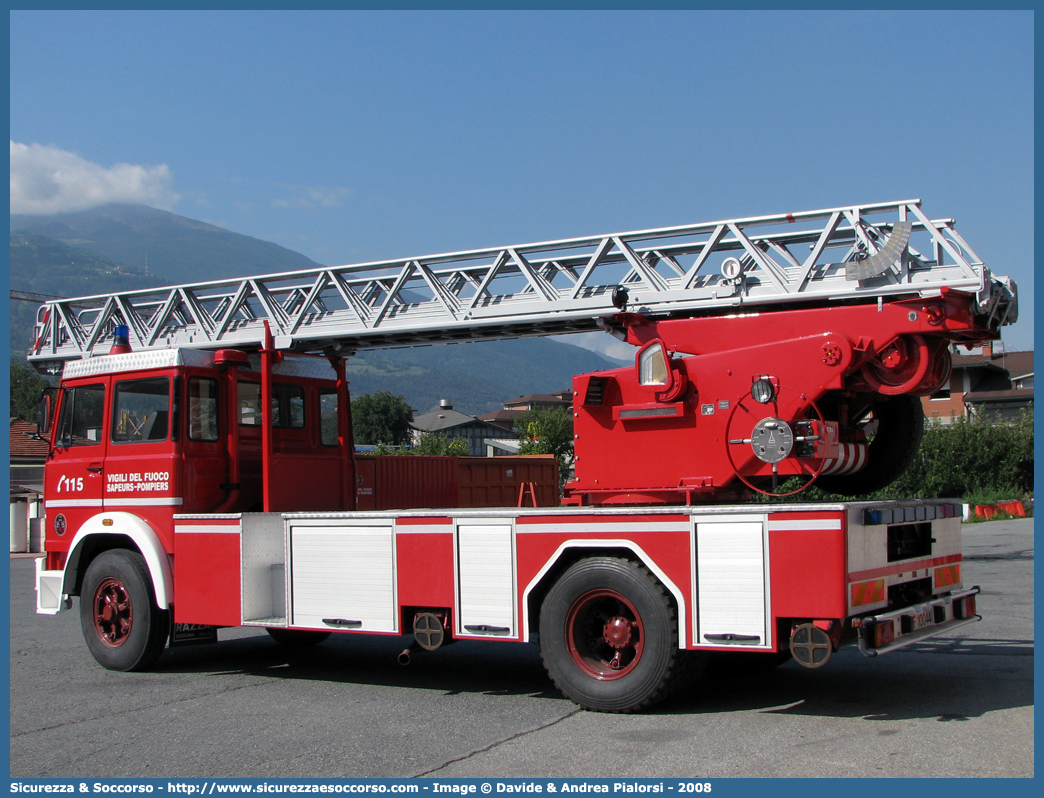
104,375,178,528
45,380,109,551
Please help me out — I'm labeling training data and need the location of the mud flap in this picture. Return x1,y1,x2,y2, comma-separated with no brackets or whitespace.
169,621,219,646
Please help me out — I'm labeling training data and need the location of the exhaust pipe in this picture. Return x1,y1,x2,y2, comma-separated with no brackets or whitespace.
398,642,421,666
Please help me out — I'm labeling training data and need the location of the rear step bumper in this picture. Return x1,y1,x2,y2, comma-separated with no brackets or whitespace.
853,586,981,656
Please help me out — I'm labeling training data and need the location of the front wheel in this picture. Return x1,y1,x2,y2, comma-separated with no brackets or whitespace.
80,550,169,671
539,557,682,713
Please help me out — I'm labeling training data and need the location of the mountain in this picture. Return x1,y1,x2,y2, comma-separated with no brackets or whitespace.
10,205,625,412
10,231,162,295
346,337,616,416
8,232,170,359
11,204,324,285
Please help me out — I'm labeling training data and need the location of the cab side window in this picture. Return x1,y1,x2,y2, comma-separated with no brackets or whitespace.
238,381,306,429
112,378,170,444
320,388,339,446
238,382,263,427
188,378,220,441
55,384,105,447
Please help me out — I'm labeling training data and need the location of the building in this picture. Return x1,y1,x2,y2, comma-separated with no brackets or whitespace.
10,419,48,553
923,343,1033,423
410,400,517,457
479,391,572,432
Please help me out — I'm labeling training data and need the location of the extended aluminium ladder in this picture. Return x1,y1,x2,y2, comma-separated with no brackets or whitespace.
26,199,1017,372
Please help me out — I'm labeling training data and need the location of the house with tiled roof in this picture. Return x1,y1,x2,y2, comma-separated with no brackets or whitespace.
479,408,527,433
10,419,48,493
923,343,1033,423
502,391,572,410
10,419,48,552
409,400,517,457
479,390,572,432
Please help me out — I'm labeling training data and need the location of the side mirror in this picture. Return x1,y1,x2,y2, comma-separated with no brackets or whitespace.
36,388,56,437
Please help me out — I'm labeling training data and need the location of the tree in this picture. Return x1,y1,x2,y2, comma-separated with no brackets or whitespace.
886,410,1034,501
410,432,470,456
769,408,1034,505
515,406,574,462
351,391,414,446
372,433,468,456
369,430,463,455
10,361,51,422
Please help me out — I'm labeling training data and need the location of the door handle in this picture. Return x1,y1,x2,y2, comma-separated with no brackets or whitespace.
86,465,103,473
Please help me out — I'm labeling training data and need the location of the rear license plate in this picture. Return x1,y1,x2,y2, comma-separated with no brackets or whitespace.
907,607,934,632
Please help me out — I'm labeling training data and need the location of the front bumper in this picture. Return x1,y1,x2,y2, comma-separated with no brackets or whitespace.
35,557,68,615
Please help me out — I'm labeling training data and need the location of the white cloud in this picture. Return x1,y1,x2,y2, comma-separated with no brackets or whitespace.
271,183,351,209
10,141,180,215
553,331,635,364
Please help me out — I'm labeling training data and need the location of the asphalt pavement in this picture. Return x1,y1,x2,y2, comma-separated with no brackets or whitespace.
8,518,1033,779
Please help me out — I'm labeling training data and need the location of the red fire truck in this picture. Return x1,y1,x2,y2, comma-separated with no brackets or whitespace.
29,200,1014,712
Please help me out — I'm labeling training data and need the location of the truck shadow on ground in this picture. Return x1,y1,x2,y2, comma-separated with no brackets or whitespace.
157,630,562,702
669,641,1034,722
154,629,1034,722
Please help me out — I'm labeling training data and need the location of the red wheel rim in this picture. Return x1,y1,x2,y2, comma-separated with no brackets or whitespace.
565,589,643,680
93,577,132,648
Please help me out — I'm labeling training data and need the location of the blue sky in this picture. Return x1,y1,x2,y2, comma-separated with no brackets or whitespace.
9,9,1034,351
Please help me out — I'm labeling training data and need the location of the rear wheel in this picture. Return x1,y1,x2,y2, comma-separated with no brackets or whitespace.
540,557,683,713
818,395,924,496
265,628,331,647
80,550,168,671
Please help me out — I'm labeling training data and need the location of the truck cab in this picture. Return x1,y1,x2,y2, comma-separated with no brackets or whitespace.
40,347,352,576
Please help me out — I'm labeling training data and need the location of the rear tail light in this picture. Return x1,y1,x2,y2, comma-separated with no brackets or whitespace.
872,619,895,648
954,595,977,620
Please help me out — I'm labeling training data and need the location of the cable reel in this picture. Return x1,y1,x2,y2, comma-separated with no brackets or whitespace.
726,377,828,496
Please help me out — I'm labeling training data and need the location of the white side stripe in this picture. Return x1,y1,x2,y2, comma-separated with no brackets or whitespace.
768,519,843,531
106,497,184,506
46,497,183,508
174,524,240,535
517,522,690,535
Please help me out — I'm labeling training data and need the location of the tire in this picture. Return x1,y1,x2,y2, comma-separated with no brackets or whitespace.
80,550,169,671
265,628,331,647
818,395,925,496
539,557,683,713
